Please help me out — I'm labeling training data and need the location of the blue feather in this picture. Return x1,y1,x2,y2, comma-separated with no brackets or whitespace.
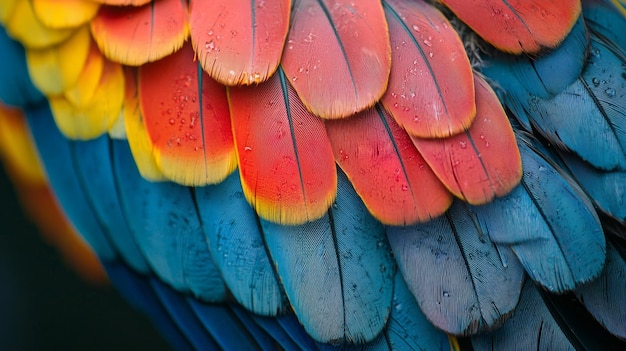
583,0,626,50
103,262,194,351
387,200,525,335
111,140,226,301
194,172,287,316
228,306,281,350
575,240,626,339
471,280,576,350
71,137,150,273
187,298,268,350
251,315,304,350
0,27,43,108
150,278,220,350
261,169,393,344
475,140,606,292
26,103,116,260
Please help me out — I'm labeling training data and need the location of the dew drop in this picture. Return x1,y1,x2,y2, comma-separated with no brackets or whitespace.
592,77,600,87
605,88,616,97
168,118,175,125
459,141,467,149
412,24,420,32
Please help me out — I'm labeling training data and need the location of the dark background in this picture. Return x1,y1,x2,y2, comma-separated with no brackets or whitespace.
0,165,170,350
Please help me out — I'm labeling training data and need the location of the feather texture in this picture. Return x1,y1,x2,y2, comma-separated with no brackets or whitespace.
32,0,99,29
281,0,391,118
382,0,475,138
189,0,290,85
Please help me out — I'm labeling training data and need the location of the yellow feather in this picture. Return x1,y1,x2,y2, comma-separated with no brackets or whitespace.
0,104,46,184
64,42,105,108
26,25,91,95
0,0,19,24
32,0,100,29
154,149,238,187
108,111,127,139
123,90,166,181
4,0,73,49
50,60,124,140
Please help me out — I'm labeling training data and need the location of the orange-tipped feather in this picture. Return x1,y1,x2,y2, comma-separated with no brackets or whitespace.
139,43,237,186
189,0,291,86
90,0,189,66
382,0,475,138
281,0,391,119
411,76,522,204
326,104,453,225
440,0,581,54
229,69,337,225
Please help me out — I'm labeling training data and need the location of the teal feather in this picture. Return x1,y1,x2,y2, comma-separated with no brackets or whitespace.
0,27,44,108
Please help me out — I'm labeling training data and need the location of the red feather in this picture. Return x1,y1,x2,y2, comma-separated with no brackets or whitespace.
382,0,475,138
229,69,337,225
91,0,188,65
411,76,522,204
326,104,453,225
281,0,391,119
189,0,291,86
139,42,237,186
440,0,581,54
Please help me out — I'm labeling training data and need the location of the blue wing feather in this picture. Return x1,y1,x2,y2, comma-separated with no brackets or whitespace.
261,169,393,344
194,173,287,316
0,27,44,108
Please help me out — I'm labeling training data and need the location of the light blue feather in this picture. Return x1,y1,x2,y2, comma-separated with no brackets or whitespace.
111,141,226,301
261,169,393,344
387,201,525,335
0,27,44,108
25,103,116,260
71,138,150,273
474,140,606,292
194,172,287,316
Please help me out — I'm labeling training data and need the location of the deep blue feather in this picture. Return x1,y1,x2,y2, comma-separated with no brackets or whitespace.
228,306,281,350
0,27,44,108
103,262,194,351
250,315,306,350
583,0,626,50
25,103,116,260
261,169,393,344
111,140,226,301
194,173,287,316
150,278,220,350
386,200,525,336
474,140,606,292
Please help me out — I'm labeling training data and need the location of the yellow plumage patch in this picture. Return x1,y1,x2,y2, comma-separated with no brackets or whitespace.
64,40,105,108
32,0,100,29
26,25,91,95
4,0,73,49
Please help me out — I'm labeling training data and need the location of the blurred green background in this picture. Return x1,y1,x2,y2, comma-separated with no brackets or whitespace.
0,165,170,350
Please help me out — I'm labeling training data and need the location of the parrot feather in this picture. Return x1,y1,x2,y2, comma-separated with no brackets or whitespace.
32,0,100,29
112,139,227,301
139,42,237,186
229,68,337,225
121,67,165,181
387,200,525,336
104,263,195,351
194,172,288,316
382,0,476,138
189,0,290,86
0,26,44,107
90,0,188,66
251,315,308,350
227,306,280,350
0,0,18,24
440,0,581,54
49,58,124,140
281,0,391,118
411,76,522,204
150,279,221,350
471,280,577,350
64,39,105,108
25,25,91,95
474,140,606,292
583,0,626,50
325,104,452,225
261,169,394,344
3,0,73,49
91,0,152,5
70,135,150,274
575,240,626,339
25,103,116,260
187,299,268,350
